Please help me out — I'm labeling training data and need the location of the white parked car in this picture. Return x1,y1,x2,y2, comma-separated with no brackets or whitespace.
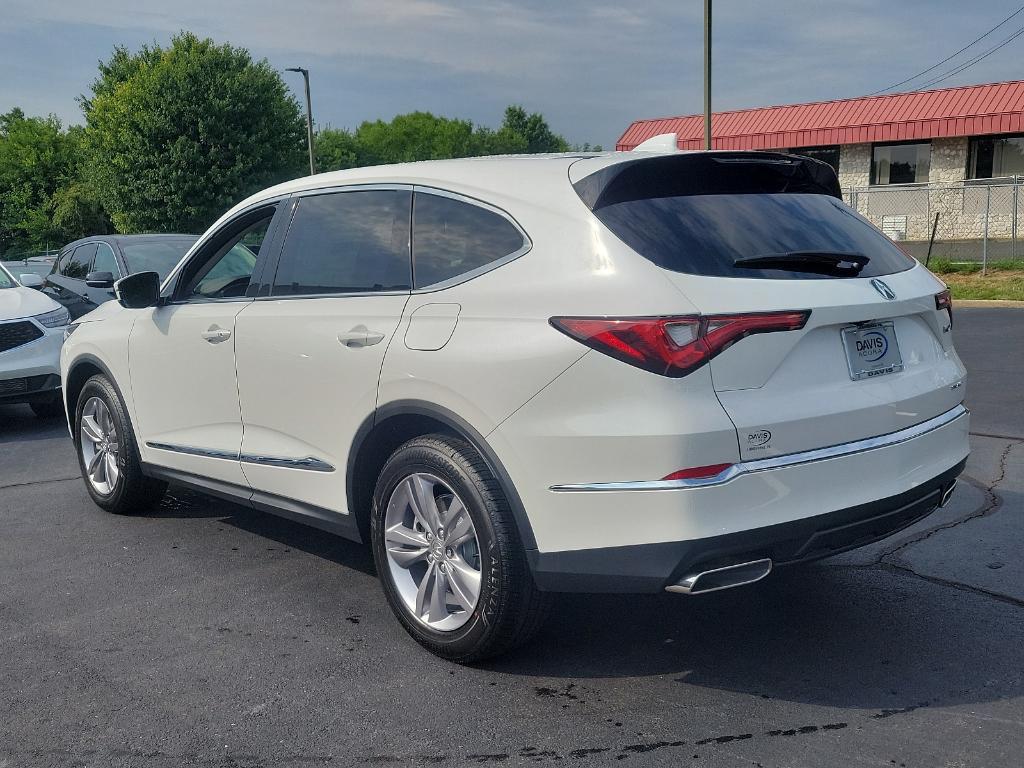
60,145,969,661
0,263,69,417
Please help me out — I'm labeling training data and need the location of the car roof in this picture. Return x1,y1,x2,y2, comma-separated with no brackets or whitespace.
213,152,623,225
61,233,198,251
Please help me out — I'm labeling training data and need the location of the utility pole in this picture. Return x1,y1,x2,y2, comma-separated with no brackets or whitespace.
286,67,316,175
703,0,712,150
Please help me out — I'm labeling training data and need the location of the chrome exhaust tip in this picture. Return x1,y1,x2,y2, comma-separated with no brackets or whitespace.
940,479,958,508
665,558,773,595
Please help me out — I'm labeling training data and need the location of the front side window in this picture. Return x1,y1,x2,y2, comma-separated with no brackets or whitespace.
273,190,412,296
412,192,527,288
969,135,1024,179
64,243,97,279
92,243,120,276
871,142,931,185
184,216,271,300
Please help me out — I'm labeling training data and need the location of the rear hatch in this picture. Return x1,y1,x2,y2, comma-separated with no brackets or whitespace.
573,152,965,460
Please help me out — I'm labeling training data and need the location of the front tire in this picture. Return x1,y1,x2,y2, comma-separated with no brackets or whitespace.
74,375,167,514
371,434,550,662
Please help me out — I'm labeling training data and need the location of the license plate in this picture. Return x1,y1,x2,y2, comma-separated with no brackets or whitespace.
842,322,903,380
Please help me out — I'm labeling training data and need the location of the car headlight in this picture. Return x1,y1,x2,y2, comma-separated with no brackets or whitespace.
35,306,71,329
64,322,80,341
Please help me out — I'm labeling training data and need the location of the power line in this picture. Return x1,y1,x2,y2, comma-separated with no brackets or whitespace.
913,24,1024,91
868,5,1024,95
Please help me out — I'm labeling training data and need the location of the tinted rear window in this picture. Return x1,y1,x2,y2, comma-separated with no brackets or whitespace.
577,153,914,279
121,238,197,281
413,192,526,288
273,190,411,296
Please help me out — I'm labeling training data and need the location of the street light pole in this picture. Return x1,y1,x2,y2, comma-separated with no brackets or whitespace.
703,0,712,150
286,67,317,175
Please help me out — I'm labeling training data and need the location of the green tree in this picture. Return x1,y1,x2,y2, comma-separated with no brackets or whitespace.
314,105,574,173
0,109,96,254
486,105,570,154
315,127,361,172
354,111,479,165
83,32,306,233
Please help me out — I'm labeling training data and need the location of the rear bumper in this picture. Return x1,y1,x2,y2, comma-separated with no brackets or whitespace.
524,404,970,593
530,458,964,593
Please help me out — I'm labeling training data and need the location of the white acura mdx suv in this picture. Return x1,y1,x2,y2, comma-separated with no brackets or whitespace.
61,145,969,661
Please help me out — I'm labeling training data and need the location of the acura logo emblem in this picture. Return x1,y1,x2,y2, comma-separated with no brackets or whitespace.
870,279,897,301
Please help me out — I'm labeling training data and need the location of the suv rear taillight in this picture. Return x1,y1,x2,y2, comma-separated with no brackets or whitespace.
935,288,953,328
550,311,810,377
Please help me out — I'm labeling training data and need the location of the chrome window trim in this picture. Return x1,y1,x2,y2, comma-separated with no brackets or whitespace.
549,404,968,493
255,290,410,302
146,442,335,472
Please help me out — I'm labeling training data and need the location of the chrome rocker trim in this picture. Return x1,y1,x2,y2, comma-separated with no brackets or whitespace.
550,404,968,493
147,442,335,472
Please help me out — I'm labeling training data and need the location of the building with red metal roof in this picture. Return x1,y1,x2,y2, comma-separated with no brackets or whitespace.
617,80,1024,192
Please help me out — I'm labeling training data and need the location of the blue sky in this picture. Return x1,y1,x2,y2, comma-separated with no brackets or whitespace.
3,0,1024,147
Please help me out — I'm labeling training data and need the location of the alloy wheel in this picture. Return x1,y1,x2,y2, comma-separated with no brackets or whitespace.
79,396,120,495
383,472,482,631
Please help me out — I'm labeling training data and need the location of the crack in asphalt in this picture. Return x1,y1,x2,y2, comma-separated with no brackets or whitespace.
0,475,80,491
357,721,850,764
837,439,1024,608
881,440,1015,560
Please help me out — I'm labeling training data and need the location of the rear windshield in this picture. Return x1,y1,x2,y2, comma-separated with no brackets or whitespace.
577,154,915,280
120,238,198,282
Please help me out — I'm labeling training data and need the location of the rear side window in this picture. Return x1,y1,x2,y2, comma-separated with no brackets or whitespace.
274,190,412,295
64,244,97,279
577,153,915,280
412,192,527,288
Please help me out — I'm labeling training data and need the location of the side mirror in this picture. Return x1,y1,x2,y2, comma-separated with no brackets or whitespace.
86,271,115,288
19,273,43,289
115,271,161,309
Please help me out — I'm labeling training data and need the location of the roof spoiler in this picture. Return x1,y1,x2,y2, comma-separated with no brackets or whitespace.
631,132,679,153
574,152,843,211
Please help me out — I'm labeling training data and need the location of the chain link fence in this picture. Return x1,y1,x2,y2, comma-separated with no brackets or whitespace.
846,178,1023,268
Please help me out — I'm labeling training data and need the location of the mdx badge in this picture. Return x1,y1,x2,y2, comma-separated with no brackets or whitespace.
871,279,897,301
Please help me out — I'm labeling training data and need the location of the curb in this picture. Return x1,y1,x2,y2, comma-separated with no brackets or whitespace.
954,299,1024,308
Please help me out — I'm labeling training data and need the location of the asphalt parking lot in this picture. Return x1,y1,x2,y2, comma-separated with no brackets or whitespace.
1,306,1022,768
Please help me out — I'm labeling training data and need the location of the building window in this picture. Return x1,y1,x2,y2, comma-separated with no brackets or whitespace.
969,135,1024,179
789,146,840,174
871,142,931,185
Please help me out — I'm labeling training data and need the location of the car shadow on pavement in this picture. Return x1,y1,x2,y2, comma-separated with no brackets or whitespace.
0,404,67,444
486,562,1024,713
151,485,377,577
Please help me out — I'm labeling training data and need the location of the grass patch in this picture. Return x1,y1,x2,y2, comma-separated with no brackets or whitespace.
941,270,1024,301
927,258,1024,274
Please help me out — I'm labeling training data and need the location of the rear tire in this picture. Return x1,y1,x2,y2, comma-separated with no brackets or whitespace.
371,433,550,662
74,375,167,514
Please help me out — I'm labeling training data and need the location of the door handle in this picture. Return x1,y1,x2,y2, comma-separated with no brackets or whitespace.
338,325,386,348
201,326,232,344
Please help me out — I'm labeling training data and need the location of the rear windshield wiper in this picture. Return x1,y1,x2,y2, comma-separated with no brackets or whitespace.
733,251,869,276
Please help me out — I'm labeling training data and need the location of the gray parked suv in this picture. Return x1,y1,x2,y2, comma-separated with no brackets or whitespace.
44,234,197,319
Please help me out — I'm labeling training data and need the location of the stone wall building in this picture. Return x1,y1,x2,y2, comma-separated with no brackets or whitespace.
618,81,1024,255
